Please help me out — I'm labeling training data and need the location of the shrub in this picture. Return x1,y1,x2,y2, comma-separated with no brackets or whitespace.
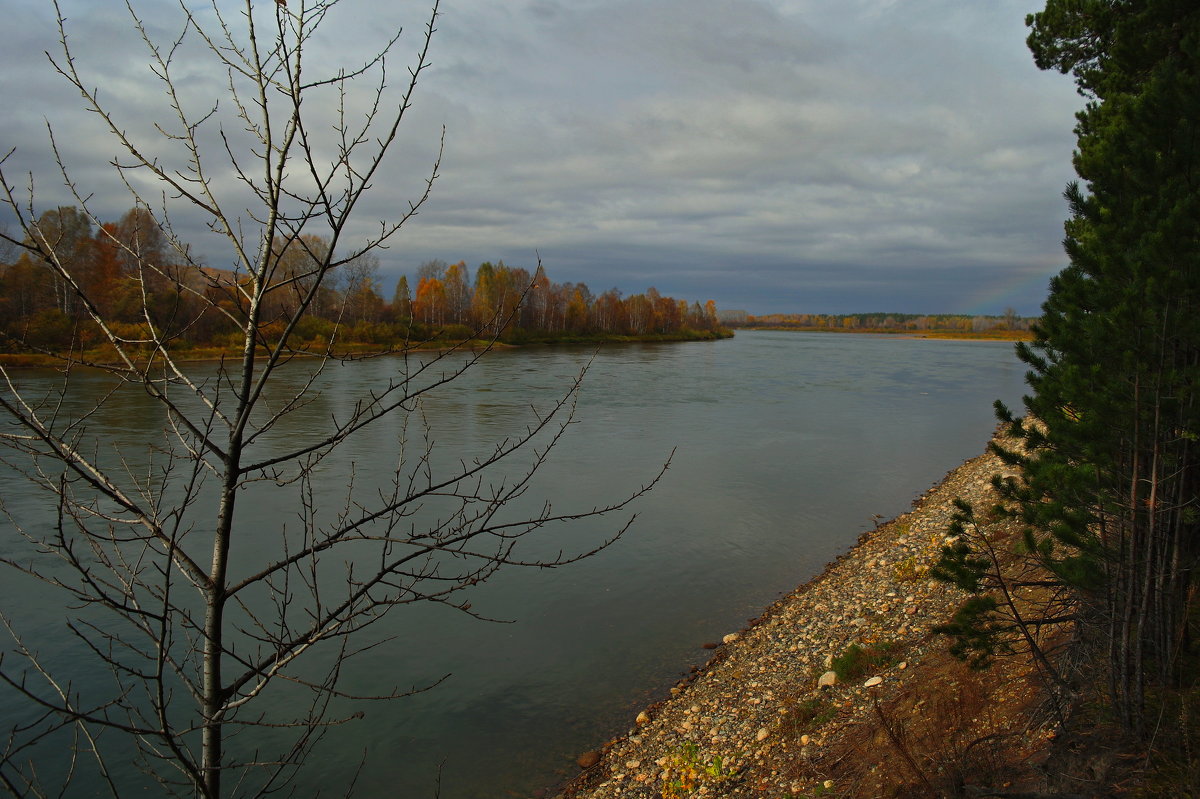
832,641,900,682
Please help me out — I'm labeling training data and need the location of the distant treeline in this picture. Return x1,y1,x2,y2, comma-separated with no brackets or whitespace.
728,311,1036,336
0,206,728,355
396,258,727,342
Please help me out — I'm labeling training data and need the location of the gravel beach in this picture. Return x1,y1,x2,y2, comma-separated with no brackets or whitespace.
558,432,1054,798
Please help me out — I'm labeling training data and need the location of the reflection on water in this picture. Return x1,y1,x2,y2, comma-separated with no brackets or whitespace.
0,331,1025,797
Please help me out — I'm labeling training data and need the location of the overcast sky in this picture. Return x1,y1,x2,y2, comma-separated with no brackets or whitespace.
0,0,1082,315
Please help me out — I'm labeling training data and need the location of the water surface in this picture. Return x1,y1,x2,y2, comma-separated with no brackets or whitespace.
0,331,1027,797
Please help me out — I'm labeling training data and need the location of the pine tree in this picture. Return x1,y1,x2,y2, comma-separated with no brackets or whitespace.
940,0,1200,734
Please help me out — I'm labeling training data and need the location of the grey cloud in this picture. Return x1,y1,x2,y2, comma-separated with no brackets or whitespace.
1,0,1081,315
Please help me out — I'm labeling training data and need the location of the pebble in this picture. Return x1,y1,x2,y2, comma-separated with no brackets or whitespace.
562,438,1023,799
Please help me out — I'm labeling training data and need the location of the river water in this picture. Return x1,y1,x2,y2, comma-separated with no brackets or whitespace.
0,330,1027,797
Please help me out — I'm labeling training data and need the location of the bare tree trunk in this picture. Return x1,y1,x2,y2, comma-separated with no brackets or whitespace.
0,3,667,796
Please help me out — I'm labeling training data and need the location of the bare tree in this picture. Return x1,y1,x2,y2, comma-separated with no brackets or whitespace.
0,2,662,796
342,252,382,324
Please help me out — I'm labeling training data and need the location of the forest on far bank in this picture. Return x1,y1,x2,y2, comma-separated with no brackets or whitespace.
0,206,729,362
726,310,1036,339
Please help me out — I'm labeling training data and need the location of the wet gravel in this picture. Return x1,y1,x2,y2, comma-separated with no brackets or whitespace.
560,438,1021,798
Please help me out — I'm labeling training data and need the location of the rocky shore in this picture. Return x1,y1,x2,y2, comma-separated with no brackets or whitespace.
559,433,1057,798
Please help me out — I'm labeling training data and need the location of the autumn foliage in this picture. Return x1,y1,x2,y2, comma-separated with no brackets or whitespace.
0,207,727,357
733,311,1035,337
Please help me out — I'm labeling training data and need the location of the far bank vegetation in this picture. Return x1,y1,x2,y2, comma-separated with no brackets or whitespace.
728,311,1035,339
0,212,729,364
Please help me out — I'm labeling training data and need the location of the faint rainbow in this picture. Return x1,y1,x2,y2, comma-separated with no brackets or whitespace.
961,268,1059,315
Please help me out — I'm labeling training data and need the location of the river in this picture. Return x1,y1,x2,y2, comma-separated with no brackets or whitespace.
0,330,1028,797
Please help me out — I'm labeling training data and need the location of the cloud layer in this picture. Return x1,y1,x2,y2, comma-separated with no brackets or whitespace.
0,0,1083,314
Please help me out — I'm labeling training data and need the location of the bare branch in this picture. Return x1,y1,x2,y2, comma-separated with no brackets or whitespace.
0,2,663,796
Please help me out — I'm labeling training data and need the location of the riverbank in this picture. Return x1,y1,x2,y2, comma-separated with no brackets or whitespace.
557,431,1062,798
0,329,732,369
730,326,1033,342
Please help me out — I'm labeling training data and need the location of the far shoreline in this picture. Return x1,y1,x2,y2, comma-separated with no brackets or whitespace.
0,328,734,370
730,326,1033,342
